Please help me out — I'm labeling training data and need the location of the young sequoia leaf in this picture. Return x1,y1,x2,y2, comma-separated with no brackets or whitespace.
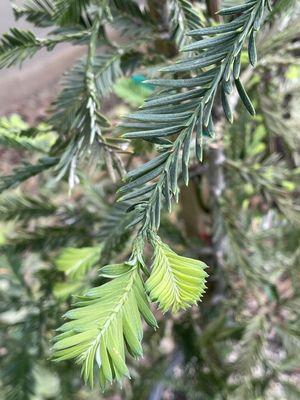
53,264,157,390
55,246,102,279
146,236,208,313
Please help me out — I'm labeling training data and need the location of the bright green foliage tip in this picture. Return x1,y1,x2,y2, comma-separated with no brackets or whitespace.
55,246,102,279
147,235,208,313
52,263,157,391
52,237,208,389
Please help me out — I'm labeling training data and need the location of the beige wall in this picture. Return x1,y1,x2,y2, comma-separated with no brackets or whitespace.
0,2,84,117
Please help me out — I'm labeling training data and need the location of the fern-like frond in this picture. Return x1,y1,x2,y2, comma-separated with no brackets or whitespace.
168,0,201,47
227,155,300,223
0,194,56,221
55,246,101,279
111,0,151,22
51,38,125,185
98,201,138,257
53,264,157,389
110,0,154,39
0,157,59,194
1,220,94,254
0,27,90,68
51,52,122,134
53,0,90,25
12,0,55,27
119,0,269,234
237,314,266,373
1,348,35,400
0,28,42,68
146,235,208,312
0,134,49,152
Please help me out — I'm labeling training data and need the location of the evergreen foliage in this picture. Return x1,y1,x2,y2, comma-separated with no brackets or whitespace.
53,263,157,390
146,234,208,312
55,246,102,279
0,0,299,397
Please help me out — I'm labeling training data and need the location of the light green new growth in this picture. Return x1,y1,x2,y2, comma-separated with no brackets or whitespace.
147,235,208,312
55,246,102,279
54,238,208,389
53,263,157,390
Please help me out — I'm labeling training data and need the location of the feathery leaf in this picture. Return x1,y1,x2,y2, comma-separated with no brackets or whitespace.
0,157,59,194
168,0,201,47
12,0,55,27
55,246,102,279
0,194,56,221
146,235,208,312
119,0,269,233
53,264,157,390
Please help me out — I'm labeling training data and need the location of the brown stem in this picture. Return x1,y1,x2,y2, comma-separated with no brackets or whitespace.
206,0,221,22
147,0,178,57
148,0,168,25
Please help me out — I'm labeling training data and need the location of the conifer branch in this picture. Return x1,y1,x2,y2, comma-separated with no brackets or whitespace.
53,263,157,390
0,194,56,221
0,157,59,194
120,0,269,237
12,0,55,27
168,0,202,46
0,27,90,68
